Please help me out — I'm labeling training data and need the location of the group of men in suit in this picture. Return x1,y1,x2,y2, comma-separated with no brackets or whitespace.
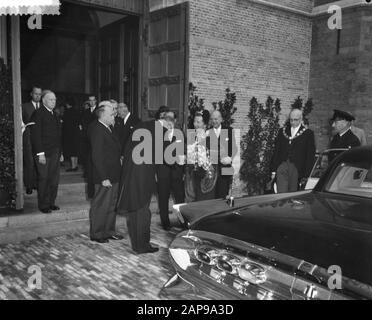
270,108,366,194
22,87,138,215
80,96,139,199
87,99,140,244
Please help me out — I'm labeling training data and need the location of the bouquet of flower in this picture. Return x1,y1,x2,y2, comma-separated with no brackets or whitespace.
187,134,213,178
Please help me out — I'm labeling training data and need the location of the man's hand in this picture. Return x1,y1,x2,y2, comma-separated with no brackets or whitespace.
38,154,46,165
102,180,112,188
221,157,232,165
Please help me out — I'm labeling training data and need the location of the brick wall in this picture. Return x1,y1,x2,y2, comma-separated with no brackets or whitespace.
188,0,313,136
309,7,372,150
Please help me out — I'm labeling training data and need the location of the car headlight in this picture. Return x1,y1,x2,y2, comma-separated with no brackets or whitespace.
195,245,219,265
238,261,267,284
216,253,241,275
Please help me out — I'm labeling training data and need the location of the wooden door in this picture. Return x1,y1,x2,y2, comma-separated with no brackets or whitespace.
98,23,121,101
144,2,189,127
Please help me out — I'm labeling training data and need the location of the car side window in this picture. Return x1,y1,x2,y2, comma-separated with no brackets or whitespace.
325,163,372,198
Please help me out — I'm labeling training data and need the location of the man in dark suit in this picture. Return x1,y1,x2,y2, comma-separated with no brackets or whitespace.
80,95,98,199
22,86,42,195
156,111,185,230
113,103,140,155
117,106,171,254
30,90,61,213
88,101,124,244
271,109,316,193
210,110,238,199
330,109,361,149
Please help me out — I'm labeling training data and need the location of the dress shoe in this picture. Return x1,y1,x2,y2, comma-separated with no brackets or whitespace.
40,208,52,214
136,245,159,254
66,167,78,172
90,238,109,244
26,188,33,195
107,234,124,241
50,205,60,211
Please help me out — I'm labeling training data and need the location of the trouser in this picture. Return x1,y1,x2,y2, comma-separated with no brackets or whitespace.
157,166,185,228
35,150,61,210
276,161,299,193
215,174,233,199
23,130,37,189
85,154,95,199
89,183,118,240
126,201,152,253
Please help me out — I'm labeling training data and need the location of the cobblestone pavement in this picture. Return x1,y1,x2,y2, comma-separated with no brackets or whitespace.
0,213,185,300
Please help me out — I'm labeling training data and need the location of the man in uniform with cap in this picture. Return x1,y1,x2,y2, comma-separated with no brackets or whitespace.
330,109,361,150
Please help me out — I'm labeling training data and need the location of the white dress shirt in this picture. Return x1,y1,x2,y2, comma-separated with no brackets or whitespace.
32,101,40,110
291,125,301,138
214,125,222,138
339,127,351,137
123,112,131,125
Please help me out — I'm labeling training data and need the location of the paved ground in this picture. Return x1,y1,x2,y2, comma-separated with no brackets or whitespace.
0,211,185,300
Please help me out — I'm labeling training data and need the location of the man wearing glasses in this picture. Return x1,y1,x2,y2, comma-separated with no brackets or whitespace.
330,109,361,150
271,109,316,193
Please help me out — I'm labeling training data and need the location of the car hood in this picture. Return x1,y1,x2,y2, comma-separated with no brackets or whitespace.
191,192,372,287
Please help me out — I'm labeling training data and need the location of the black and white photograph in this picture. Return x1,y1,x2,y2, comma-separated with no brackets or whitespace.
0,0,372,304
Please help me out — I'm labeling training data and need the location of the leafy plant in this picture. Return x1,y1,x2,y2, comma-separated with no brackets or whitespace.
212,88,237,128
0,58,16,207
187,82,205,129
240,96,281,195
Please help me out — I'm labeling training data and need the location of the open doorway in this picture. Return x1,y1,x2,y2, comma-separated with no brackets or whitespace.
19,1,140,115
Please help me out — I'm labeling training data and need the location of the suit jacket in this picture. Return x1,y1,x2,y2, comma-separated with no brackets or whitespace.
30,106,62,157
156,125,185,179
271,125,316,179
208,126,237,175
331,129,362,149
88,120,122,185
80,108,97,137
113,114,140,155
118,120,157,211
22,101,38,124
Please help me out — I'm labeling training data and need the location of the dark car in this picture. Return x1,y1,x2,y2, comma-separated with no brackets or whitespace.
162,146,372,300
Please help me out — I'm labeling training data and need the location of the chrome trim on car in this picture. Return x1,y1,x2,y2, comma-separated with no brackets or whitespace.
164,230,372,300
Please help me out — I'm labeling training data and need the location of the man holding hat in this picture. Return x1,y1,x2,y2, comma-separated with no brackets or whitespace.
330,109,361,149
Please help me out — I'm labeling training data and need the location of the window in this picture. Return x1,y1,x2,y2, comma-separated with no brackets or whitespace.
325,162,372,198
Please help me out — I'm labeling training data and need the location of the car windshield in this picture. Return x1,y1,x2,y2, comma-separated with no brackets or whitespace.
325,161,372,198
